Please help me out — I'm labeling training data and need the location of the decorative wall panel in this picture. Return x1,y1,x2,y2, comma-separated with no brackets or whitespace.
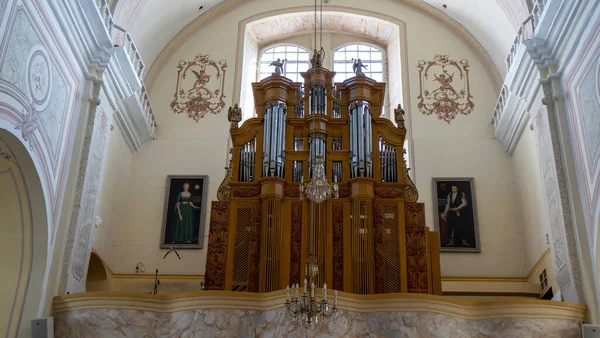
332,202,343,291
417,54,474,123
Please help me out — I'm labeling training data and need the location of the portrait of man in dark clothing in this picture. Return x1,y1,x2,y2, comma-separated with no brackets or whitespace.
434,179,480,252
441,185,470,247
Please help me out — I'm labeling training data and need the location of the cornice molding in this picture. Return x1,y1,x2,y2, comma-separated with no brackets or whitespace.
52,291,586,321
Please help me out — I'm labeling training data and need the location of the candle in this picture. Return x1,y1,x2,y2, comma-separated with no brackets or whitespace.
334,290,338,306
304,279,307,294
323,283,327,295
311,283,315,298
295,283,299,297
286,285,290,301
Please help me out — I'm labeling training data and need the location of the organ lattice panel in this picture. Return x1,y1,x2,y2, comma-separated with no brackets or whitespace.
205,63,441,295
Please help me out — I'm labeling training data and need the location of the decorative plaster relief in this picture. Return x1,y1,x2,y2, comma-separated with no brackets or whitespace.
26,44,51,111
170,54,227,122
0,6,71,166
249,13,395,43
417,54,474,123
54,308,581,338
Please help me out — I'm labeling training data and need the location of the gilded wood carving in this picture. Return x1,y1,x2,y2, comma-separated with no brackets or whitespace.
247,201,261,292
417,54,474,123
332,203,344,291
171,54,227,122
217,167,232,201
204,201,230,290
375,187,404,199
232,186,261,198
290,201,302,284
405,202,429,293
285,186,300,198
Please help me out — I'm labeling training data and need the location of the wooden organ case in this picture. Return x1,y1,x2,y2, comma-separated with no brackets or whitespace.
205,65,442,296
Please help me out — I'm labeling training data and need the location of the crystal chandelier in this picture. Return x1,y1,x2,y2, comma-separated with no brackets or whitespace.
285,154,339,326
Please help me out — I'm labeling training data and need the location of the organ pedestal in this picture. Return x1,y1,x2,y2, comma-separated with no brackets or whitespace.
205,64,441,295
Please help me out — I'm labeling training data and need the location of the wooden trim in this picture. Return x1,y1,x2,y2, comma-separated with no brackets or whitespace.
441,248,551,283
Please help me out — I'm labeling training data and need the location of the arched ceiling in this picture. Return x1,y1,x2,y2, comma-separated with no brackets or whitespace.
114,0,529,78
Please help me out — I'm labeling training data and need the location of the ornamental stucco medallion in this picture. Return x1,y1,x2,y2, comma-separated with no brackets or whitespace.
26,44,52,111
170,54,227,122
417,54,474,123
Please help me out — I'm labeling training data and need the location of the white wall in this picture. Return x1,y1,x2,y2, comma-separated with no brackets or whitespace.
512,115,550,271
94,0,527,279
94,122,134,272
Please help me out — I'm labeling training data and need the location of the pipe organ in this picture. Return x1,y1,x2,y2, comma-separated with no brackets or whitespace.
205,64,441,295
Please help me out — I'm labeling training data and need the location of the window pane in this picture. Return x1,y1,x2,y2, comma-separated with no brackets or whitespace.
359,51,370,60
298,63,309,72
260,63,272,73
261,53,274,61
286,63,298,73
298,53,309,61
333,63,345,72
333,52,346,61
345,63,354,72
258,44,310,82
371,52,382,61
370,63,383,72
372,73,383,82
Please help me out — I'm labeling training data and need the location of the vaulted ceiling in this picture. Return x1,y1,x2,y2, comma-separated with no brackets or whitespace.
112,0,530,78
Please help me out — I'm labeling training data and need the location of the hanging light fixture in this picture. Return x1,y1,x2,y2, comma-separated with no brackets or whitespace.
285,155,339,327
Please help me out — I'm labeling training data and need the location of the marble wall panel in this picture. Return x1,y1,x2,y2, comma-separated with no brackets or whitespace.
55,308,581,338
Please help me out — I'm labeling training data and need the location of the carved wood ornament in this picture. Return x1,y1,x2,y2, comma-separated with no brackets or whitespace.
171,54,227,122
204,201,230,290
332,203,344,291
290,202,302,284
405,203,429,293
417,54,474,123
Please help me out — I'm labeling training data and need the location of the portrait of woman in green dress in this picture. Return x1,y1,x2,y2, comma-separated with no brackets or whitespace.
161,176,208,248
173,182,200,243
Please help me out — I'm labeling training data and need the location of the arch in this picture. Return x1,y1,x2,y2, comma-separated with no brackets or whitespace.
144,3,502,94
0,129,49,337
86,252,108,292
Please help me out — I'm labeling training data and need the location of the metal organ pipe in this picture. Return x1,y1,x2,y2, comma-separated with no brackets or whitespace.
349,101,373,179
262,101,287,178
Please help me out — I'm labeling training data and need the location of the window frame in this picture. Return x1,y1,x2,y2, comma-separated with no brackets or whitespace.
330,42,388,84
256,43,311,83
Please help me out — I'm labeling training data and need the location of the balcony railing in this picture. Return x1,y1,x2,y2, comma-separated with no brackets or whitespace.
492,85,508,128
95,0,156,136
505,0,546,71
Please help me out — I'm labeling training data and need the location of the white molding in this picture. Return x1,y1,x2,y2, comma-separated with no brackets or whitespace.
48,0,154,151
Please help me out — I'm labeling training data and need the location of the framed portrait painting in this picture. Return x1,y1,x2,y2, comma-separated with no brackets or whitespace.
432,178,480,252
160,175,208,249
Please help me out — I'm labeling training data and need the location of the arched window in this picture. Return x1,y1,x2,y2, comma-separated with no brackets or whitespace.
258,45,310,82
332,44,384,83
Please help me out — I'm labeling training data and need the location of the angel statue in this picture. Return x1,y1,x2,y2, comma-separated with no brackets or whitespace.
352,58,367,76
310,47,325,68
228,103,242,129
394,103,406,129
270,58,286,76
